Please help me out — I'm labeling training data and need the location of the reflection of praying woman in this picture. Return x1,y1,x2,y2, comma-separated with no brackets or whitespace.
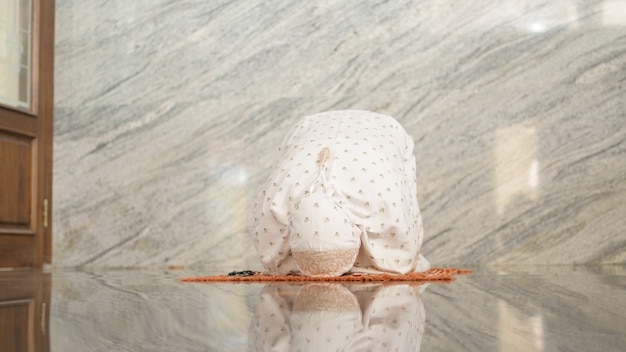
249,283,426,351
249,110,430,276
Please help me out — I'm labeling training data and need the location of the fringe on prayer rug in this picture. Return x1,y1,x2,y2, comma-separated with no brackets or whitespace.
180,268,471,284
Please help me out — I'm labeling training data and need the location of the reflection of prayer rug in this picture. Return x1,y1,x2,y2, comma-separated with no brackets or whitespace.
181,268,471,283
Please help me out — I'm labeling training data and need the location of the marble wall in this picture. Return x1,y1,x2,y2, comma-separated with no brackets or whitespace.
53,0,626,269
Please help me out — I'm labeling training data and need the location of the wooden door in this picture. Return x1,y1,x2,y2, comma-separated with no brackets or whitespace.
0,271,51,352
0,0,54,268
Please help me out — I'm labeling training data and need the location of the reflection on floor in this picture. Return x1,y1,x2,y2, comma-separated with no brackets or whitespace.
1,266,625,351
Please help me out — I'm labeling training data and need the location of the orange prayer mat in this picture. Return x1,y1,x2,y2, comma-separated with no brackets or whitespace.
181,267,471,284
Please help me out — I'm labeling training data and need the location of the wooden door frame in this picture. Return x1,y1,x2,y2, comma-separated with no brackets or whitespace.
0,0,54,267
37,0,55,265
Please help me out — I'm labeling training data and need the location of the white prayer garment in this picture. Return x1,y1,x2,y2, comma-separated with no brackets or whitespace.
248,110,430,276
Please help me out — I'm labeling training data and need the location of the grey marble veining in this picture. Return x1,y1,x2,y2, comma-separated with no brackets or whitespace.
422,266,626,351
48,270,258,351
3,266,624,351
53,0,626,269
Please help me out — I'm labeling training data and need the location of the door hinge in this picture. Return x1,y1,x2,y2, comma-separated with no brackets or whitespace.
43,199,48,228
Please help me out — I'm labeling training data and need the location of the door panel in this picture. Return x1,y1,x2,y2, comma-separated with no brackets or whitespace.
0,132,33,231
0,236,34,267
0,0,54,268
0,271,51,352
0,300,35,351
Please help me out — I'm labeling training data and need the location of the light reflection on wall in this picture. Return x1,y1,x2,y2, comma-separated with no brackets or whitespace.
602,1,626,26
204,161,249,266
494,125,539,215
207,162,248,218
524,0,578,33
419,0,579,33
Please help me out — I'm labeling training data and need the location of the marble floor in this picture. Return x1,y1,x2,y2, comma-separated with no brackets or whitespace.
2,266,625,351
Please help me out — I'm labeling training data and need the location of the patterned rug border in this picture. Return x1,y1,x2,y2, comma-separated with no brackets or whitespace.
180,268,471,284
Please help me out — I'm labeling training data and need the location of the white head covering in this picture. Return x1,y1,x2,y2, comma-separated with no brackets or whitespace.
289,191,361,276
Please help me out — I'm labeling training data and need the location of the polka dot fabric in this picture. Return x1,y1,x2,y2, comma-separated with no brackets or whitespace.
248,110,430,276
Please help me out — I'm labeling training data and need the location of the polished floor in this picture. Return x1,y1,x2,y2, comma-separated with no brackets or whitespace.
2,265,625,351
